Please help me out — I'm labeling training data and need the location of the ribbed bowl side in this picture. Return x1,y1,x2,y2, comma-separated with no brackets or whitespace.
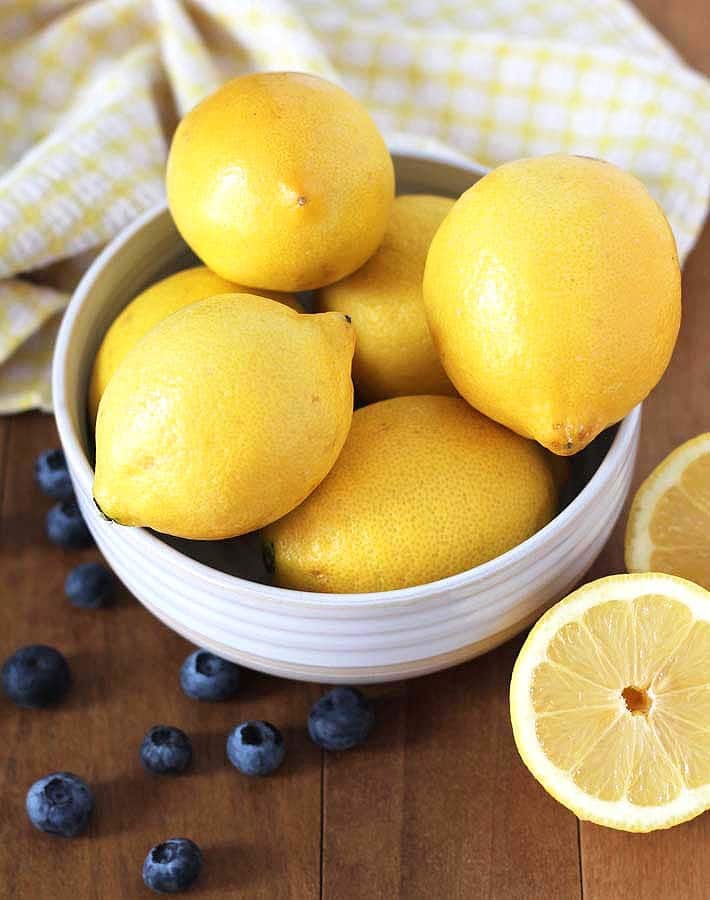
54,151,642,684
69,413,639,682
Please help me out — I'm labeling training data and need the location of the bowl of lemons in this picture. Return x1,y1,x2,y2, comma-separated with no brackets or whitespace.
53,71,682,684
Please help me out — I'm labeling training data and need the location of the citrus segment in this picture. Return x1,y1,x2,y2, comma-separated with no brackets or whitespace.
653,620,710,692
531,661,614,713
570,713,634,802
536,707,620,772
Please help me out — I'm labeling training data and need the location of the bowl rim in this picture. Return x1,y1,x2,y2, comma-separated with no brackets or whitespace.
53,157,642,611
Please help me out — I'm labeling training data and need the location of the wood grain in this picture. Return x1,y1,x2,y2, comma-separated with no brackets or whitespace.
322,640,581,900
0,414,322,899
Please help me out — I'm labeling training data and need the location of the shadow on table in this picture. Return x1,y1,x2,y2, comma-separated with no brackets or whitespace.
91,771,160,838
190,839,284,896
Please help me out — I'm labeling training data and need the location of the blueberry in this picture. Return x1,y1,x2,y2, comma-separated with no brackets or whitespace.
226,720,285,776
179,649,241,701
2,645,70,708
35,449,74,501
141,725,192,775
308,687,374,751
64,562,114,609
46,500,93,549
26,772,93,837
142,838,202,893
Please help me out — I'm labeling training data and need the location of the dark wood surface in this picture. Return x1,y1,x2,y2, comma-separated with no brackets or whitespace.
1,3,708,897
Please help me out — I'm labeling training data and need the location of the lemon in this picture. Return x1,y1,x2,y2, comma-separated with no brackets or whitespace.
510,573,710,832
263,395,559,593
423,155,681,455
88,266,300,423
318,195,456,402
94,294,355,540
167,72,394,292
625,434,710,589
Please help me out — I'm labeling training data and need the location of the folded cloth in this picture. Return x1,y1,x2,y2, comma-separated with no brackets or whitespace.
0,0,708,412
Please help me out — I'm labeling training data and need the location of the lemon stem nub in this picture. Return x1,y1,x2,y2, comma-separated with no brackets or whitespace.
622,685,652,716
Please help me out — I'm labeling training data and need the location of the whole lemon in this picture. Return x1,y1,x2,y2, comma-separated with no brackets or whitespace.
318,195,456,402
263,395,559,593
94,294,355,540
88,266,301,423
423,155,681,455
167,72,394,291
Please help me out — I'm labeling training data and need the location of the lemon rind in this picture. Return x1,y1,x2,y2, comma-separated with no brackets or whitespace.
510,572,710,832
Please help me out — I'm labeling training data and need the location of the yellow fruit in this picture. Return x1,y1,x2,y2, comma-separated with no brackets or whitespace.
263,395,559,593
167,72,394,291
423,155,681,456
88,266,301,422
318,194,456,402
510,573,710,832
94,294,355,540
625,433,710,589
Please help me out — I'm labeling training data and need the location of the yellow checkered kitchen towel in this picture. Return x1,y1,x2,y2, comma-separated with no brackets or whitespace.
1,0,708,412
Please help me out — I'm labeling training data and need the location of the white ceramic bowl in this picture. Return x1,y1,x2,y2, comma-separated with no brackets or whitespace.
53,150,641,684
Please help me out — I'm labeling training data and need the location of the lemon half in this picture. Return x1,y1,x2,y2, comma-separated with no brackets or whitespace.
510,573,710,832
625,434,710,590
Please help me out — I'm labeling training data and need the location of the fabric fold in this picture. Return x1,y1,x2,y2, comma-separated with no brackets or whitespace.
0,0,707,412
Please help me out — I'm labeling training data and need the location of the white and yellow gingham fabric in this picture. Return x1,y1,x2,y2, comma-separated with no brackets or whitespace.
1,0,708,412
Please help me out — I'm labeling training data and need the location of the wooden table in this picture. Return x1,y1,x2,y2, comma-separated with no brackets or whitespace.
1,3,708,897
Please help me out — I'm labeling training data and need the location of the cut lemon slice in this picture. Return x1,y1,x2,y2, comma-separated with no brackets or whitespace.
625,433,710,590
510,573,710,832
